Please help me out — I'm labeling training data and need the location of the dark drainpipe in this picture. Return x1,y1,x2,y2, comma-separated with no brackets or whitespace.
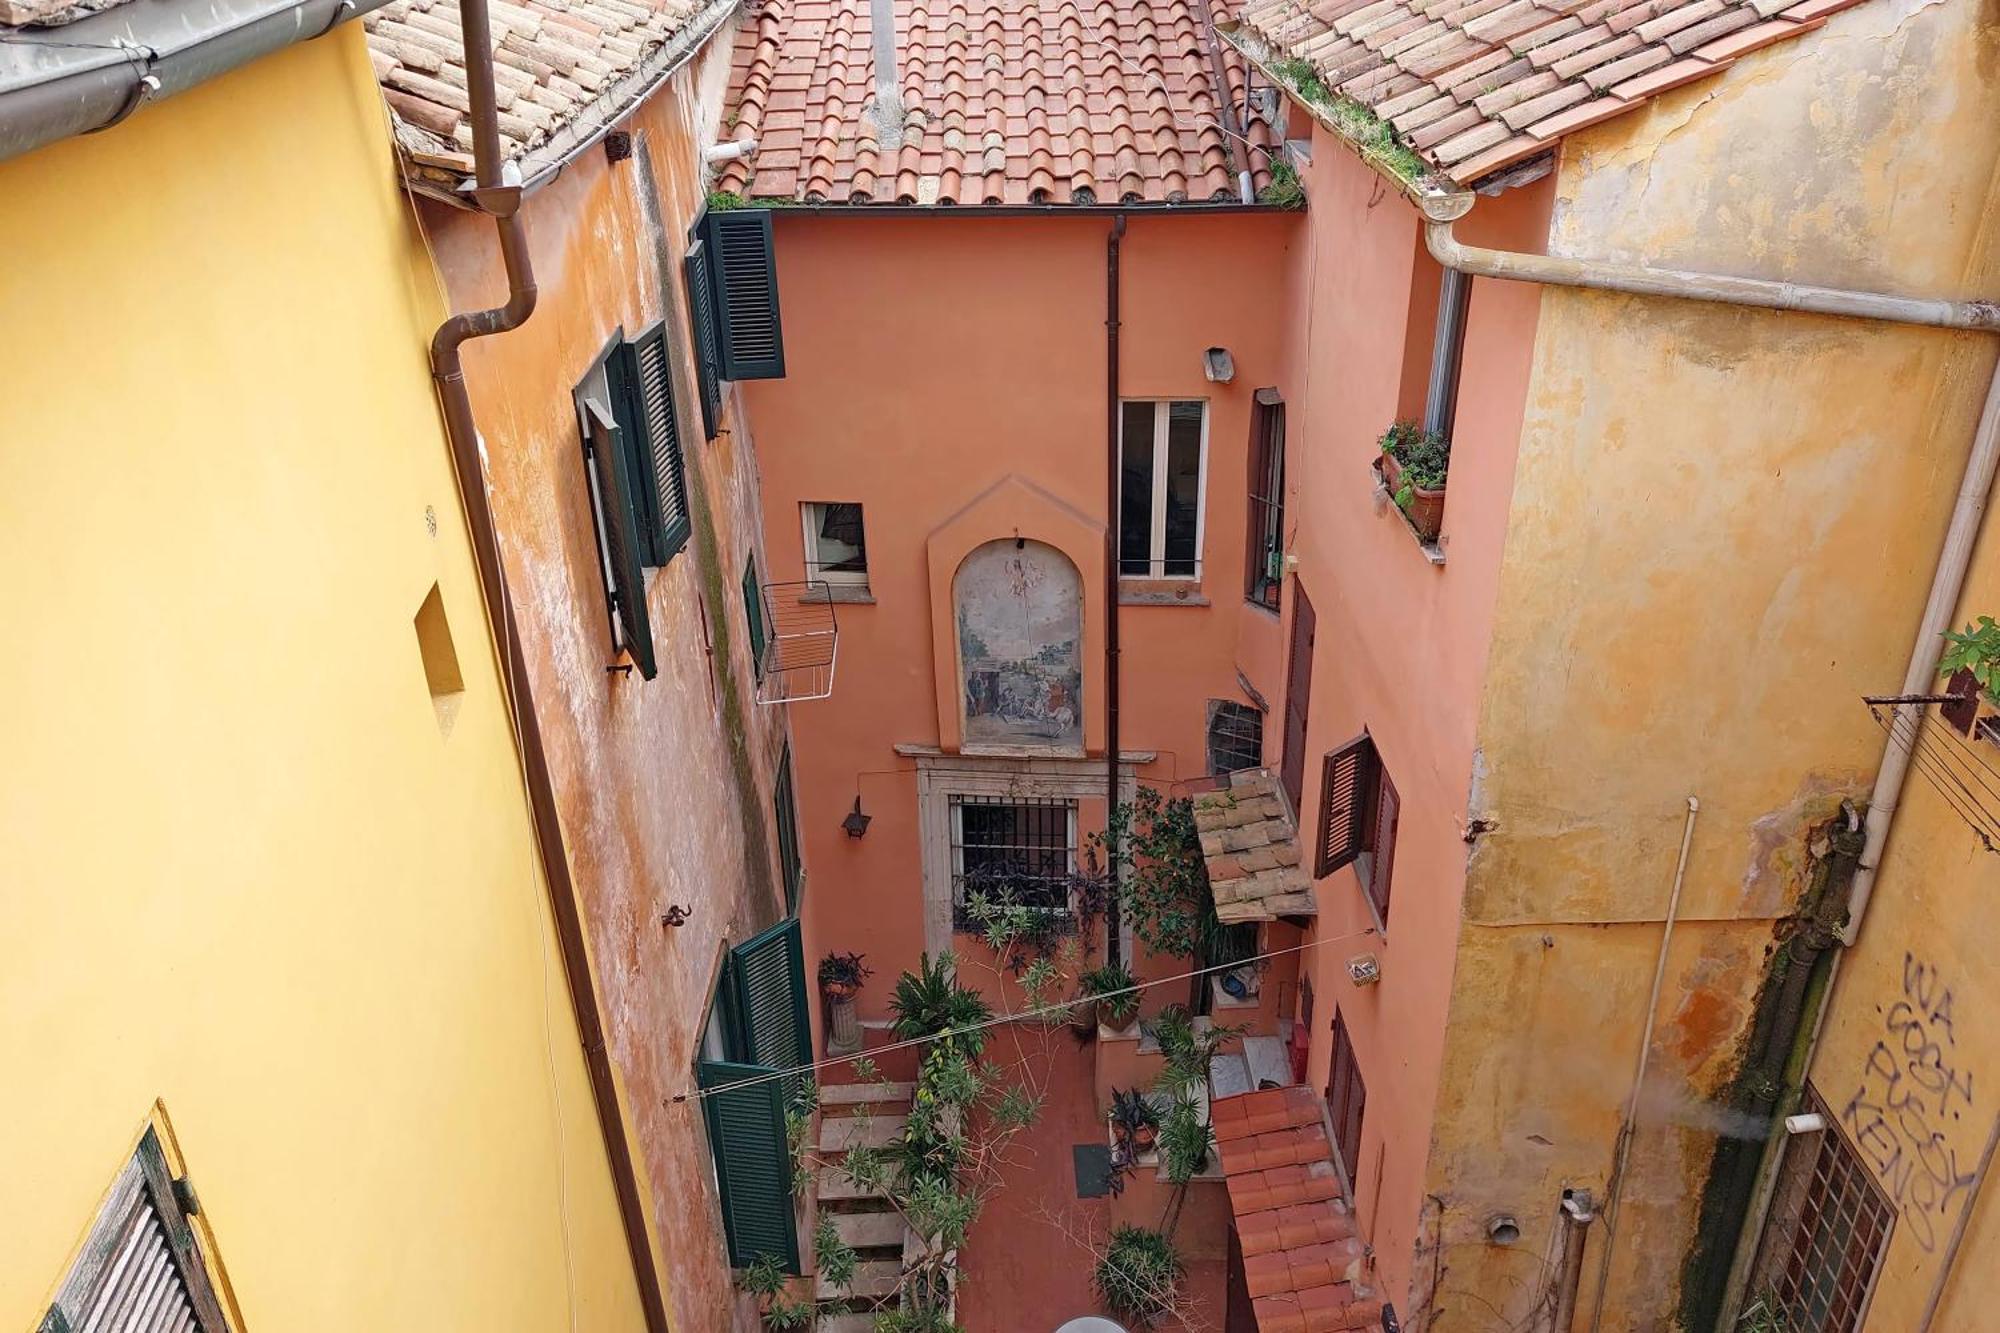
429,2,671,1329
1104,212,1127,968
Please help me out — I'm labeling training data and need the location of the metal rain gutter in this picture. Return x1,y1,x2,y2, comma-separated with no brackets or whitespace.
0,0,381,164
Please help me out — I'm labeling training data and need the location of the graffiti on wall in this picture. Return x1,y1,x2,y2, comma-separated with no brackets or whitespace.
956,539,1082,749
1839,952,1979,1252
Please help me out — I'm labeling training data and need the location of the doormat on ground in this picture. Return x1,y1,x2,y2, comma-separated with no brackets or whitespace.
1072,1143,1114,1198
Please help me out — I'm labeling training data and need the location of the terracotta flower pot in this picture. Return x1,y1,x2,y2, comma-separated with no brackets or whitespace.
1133,1123,1159,1152
1378,453,1446,544
1069,996,1100,1035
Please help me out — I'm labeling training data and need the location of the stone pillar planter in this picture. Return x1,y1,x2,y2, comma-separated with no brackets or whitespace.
824,988,862,1055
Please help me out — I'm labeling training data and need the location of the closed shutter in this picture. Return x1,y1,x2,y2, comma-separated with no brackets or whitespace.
1326,1011,1365,1186
701,209,786,380
43,1128,228,1333
621,323,691,564
730,916,811,1074
1315,734,1378,878
683,239,724,439
1366,772,1399,922
698,1059,800,1271
742,557,767,683
586,401,657,680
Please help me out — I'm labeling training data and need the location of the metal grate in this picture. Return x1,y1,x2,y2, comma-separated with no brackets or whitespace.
1207,700,1264,776
754,580,838,704
1749,1086,1895,1333
950,795,1075,927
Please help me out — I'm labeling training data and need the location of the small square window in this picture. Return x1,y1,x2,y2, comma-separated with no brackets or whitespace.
802,502,868,588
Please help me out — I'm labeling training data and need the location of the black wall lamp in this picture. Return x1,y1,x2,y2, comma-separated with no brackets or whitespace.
842,795,872,839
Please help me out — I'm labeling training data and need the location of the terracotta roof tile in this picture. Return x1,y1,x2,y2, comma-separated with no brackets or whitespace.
1194,770,1315,922
1232,0,1862,184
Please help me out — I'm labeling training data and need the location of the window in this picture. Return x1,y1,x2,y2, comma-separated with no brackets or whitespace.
1327,1009,1366,1188
802,502,868,587
698,208,786,380
575,323,693,680
1119,399,1207,578
1207,700,1264,777
742,554,766,683
1749,1086,1894,1333
1246,395,1285,610
774,745,802,912
949,795,1075,927
42,1126,230,1332
1315,733,1399,928
698,917,811,1273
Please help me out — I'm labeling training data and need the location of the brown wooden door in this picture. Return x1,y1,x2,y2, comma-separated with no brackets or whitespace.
1280,585,1316,813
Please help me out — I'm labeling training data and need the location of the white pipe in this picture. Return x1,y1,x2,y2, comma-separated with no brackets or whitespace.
1424,221,2000,332
1844,367,2000,941
1587,796,1699,1333
1784,1113,1827,1135
703,138,758,164
1238,168,1254,205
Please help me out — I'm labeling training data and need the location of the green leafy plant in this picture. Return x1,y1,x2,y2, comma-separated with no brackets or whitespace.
1147,1005,1246,1099
1158,1099,1214,1186
890,953,993,1053
1110,1087,1160,1140
1940,616,2000,704
1100,788,1210,963
1081,962,1140,1028
1379,419,1451,504
1257,154,1306,209
813,1215,858,1292
1267,58,1428,183
1735,1295,1791,1333
1093,1225,1185,1326
817,951,872,996
785,1078,820,1197
706,189,748,212
737,1254,816,1329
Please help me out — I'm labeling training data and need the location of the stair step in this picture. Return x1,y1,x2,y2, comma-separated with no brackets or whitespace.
818,1316,879,1333
1209,1052,1252,1101
820,1114,908,1152
1244,1034,1295,1090
831,1210,907,1250
819,1259,903,1300
821,1080,915,1106
817,1165,889,1202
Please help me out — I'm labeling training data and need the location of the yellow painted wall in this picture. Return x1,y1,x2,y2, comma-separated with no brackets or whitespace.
0,26,645,1330
1416,0,2000,1325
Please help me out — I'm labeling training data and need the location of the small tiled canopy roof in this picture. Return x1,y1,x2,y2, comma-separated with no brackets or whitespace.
1231,0,1869,186
717,0,1280,205
1195,769,1316,922
365,0,724,172
1215,1087,1381,1331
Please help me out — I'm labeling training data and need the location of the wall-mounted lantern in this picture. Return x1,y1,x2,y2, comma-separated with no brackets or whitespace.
842,795,872,839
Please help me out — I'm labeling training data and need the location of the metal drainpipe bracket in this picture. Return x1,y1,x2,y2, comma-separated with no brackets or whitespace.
460,181,525,217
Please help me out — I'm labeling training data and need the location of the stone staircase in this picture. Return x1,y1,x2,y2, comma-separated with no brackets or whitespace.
813,1080,916,1330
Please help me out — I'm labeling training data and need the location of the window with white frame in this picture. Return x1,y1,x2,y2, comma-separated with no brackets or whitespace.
801,502,868,587
949,795,1076,927
1119,399,1207,579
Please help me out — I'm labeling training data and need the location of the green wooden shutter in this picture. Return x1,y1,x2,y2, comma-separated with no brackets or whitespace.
684,238,724,438
623,323,691,564
774,746,802,913
702,209,786,380
742,555,767,683
730,916,811,1073
586,401,657,680
606,341,668,566
698,1059,800,1272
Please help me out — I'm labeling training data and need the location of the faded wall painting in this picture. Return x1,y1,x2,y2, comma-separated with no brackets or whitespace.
955,539,1083,749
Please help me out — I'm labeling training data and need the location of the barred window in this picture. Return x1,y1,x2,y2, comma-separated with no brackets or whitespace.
950,796,1075,927
1207,700,1264,776
1747,1086,1895,1333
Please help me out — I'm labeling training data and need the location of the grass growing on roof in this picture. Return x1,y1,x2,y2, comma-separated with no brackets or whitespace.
1269,56,1430,185
1257,154,1306,208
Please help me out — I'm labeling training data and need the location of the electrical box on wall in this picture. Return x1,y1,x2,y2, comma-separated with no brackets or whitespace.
1347,953,1381,986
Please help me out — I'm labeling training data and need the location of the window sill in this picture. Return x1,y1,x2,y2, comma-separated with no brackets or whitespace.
1118,579,1210,607
803,584,873,605
1372,480,1446,566
1243,597,1281,619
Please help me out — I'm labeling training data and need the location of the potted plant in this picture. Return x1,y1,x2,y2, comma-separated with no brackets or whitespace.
1080,961,1140,1035
1375,419,1450,544
818,951,872,1056
1093,1225,1184,1327
1111,1087,1160,1153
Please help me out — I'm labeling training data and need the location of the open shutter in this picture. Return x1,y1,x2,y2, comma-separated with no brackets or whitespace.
730,916,811,1073
774,747,802,913
702,209,786,380
43,1128,228,1333
1315,734,1378,878
698,1059,800,1272
606,342,667,566
1367,772,1399,922
586,401,657,680
684,239,724,439
742,557,767,683
625,324,691,563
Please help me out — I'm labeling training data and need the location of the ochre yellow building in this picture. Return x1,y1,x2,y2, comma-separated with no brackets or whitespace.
0,22,650,1330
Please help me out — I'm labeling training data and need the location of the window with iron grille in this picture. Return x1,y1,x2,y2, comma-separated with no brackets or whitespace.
949,795,1075,927
1207,700,1264,776
1327,1009,1366,1188
1246,396,1285,611
1747,1086,1895,1333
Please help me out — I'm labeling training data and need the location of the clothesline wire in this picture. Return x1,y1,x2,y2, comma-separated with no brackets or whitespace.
668,928,1377,1105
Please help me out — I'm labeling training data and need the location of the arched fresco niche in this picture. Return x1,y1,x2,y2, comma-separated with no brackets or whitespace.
954,539,1083,750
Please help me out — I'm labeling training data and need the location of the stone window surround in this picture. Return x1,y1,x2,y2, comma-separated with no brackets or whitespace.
895,744,1157,959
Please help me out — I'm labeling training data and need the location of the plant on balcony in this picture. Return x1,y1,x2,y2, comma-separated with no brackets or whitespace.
1079,961,1140,1033
890,953,994,1055
1094,1225,1186,1327
1111,1087,1160,1152
1376,419,1451,544
818,951,872,998
1939,616,2000,705
1158,1098,1214,1190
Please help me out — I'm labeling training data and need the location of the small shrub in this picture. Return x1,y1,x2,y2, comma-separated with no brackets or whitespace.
1094,1225,1184,1325
890,953,993,1052
1082,961,1139,1027
1940,616,2000,704
1379,419,1451,500
1158,1098,1214,1185
737,1255,815,1330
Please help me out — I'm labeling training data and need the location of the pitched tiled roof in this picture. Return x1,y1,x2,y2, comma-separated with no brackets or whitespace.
1230,0,1869,186
1195,769,1316,923
717,0,1280,205
1215,1087,1381,1332
365,0,731,177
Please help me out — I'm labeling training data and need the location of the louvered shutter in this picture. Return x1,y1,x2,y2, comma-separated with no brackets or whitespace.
774,746,802,913
742,557,767,683
701,209,786,380
684,239,724,439
586,401,657,680
43,1129,227,1333
1315,734,1378,879
1367,772,1399,922
605,341,667,566
622,323,691,564
697,1059,800,1272
730,916,811,1074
